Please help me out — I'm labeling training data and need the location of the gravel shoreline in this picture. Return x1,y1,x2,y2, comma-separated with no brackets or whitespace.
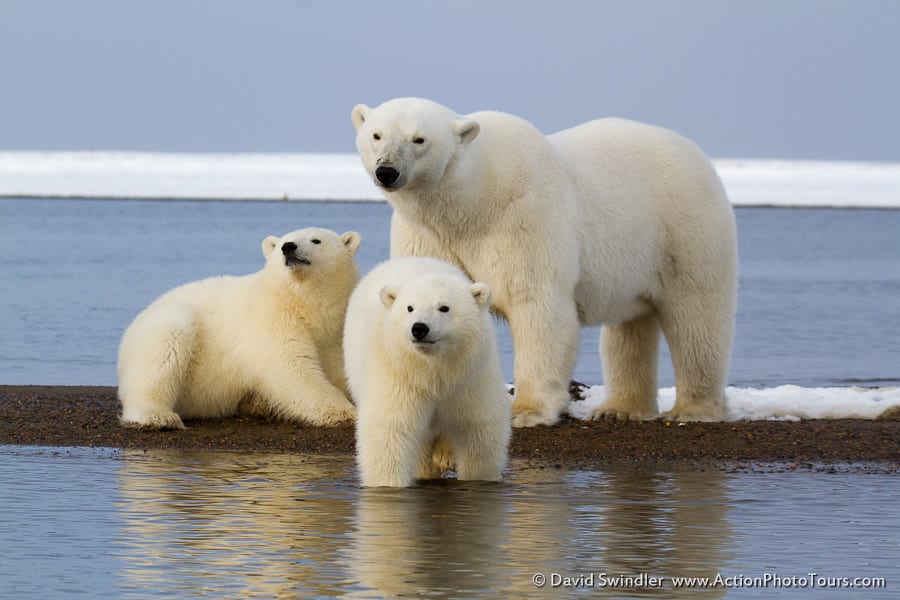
2,385,898,473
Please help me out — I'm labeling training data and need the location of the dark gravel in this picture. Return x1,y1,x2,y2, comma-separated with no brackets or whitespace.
2,385,898,473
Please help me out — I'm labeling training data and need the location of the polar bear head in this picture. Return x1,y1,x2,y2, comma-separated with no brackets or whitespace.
351,97,480,192
378,273,491,359
261,227,361,286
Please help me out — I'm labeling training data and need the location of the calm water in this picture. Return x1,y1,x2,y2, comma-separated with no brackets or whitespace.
1,198,899,387
1,446,896,599
1,199,899,598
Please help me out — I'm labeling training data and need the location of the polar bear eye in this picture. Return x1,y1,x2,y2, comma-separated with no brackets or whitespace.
373,132,381,141
412,136,425,145
439,305,450,313
311,239,321,245
407,305,414,313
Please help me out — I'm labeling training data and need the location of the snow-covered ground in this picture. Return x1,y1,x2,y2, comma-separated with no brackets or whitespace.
1,151,899,207
567,385,900,422
0,152,375,201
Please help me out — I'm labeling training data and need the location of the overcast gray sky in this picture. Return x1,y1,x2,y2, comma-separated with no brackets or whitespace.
1,0,898,160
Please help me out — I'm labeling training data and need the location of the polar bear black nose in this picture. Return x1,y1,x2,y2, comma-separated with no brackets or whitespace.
281,242,297,255
375,166,400,186
411,322,430,340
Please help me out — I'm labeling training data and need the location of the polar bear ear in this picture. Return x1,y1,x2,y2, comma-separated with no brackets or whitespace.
351,104,370,130
341,231,362,254
262,236,280,258
379,285,399,308
470,282,491,308
453,119,480,145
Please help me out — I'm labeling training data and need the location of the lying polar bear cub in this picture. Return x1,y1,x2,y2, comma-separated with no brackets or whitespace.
118,227,360,429
344,257,511,487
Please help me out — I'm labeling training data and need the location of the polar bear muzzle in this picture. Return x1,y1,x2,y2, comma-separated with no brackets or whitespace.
375,165,400,188
411,322,432,342
281,242,311,267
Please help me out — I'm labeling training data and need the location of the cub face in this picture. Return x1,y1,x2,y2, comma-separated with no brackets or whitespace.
351,98,479,192
261,227,361,282
379,274,491,357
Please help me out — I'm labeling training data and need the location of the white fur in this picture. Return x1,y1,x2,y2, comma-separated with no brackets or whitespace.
352,97,738,426
344,257,511,487
118,227,361,429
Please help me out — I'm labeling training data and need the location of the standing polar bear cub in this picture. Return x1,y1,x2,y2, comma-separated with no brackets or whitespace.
352,97,738,426
345,257,511,488
118,227,361,429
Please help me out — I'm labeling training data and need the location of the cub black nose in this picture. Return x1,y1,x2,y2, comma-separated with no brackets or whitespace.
375,166,400,186
411,322,430,340
281,242,297,255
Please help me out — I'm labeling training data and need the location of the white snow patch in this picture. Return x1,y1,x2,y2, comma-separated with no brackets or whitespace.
1,152,899,207
567,385,900,421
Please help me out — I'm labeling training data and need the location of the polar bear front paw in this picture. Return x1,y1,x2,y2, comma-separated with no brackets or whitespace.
120,411,186,430
511,390,566,427
511,411,557,428
316,402,357,426
511,404,562,428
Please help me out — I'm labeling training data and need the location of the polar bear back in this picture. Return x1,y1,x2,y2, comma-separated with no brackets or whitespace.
416,110,736,327
547,118,737,326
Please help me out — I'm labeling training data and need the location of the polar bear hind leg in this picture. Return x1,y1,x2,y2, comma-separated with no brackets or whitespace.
657,293,732,422
118,307,197,430
453,430,507,482
589,312,661,421
413,437,449,480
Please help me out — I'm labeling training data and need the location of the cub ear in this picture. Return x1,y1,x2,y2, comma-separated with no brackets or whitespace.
453,119,480,145
351,104,371,130
262,236,280,258
470,282,491,308
341,231,362,254
379,285,399,309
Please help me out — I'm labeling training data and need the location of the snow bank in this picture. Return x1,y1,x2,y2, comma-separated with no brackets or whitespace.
715,159,900,208
1,151,899,207
566,385,900,421
0,152,379,201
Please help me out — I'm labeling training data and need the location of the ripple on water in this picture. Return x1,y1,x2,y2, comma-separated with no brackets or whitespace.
0,447,896,598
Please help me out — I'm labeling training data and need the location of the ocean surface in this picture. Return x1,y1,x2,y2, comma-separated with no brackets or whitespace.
1,446,896,599
1,196,898,598
1,198,898,392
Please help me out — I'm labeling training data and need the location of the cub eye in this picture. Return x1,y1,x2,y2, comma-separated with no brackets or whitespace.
439,305,450,313
407,305,414,313
311,239,321,245
373,132,381,141
412,136,425,145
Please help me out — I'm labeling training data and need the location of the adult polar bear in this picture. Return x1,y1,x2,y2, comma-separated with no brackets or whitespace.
352,97,737,427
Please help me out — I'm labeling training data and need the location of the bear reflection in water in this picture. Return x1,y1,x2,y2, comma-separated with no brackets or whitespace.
114,450,732,598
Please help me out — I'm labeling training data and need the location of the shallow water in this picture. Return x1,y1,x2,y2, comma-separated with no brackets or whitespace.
2,199,898,597
0,446,894,599
1,198,898,388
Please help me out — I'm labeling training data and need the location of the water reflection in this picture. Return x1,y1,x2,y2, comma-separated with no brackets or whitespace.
497,469,733,598
349,482,512,597
5,446,894,598
114,451,734,598
115,451,358,598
